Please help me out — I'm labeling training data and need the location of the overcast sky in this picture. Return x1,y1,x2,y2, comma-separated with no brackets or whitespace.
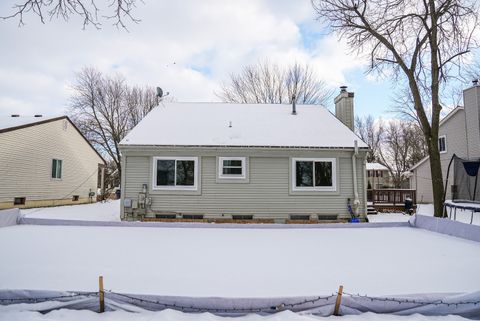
0,0,396,118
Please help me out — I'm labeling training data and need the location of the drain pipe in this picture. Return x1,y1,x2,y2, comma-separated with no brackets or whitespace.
352,140,360,217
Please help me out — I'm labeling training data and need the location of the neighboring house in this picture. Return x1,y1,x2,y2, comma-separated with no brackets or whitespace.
366,163,391,189
119,87,369,222
0,115,106,209
410,82,480,203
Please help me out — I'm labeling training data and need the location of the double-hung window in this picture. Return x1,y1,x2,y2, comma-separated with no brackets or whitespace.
292,158,336,191
51,159,62,179
438,135,447,153
218,157,246,179
153,157,198,190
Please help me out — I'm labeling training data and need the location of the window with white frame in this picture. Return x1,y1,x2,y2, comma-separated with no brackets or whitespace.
292,158,336,191
438,135,447,153
218,157,246,179
51,159,62,179
153,157,198,190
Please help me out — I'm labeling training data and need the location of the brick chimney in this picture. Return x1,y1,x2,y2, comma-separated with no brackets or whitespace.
334,86,354,131
463,80,480,158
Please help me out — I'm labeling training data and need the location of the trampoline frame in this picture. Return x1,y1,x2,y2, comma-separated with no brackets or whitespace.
443,201,480,224
443,154,480,224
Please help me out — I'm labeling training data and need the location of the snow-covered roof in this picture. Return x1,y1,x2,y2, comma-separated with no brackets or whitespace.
0,115,61,132
120,102,368,149
366,163,389,171
440,106,464,126
0,115,107,164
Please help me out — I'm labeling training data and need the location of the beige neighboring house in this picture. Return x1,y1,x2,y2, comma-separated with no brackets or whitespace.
410,82,480,203
119,87,370,222
0,115,106,209
366,163,391,189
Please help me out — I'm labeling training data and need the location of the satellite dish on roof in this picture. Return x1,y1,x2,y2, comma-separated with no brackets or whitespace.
155,86,170,106
156,87,163,98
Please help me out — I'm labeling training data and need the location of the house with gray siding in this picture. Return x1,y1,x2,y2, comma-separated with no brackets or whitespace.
0,115,105,209
119,87,369,222
410,82,480,203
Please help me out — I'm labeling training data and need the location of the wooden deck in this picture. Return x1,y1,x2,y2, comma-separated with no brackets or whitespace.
367,189,416,212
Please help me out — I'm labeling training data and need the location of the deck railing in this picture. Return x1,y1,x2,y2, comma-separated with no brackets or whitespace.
367,189,416,205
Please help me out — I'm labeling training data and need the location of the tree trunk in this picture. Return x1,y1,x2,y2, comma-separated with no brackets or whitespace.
427,138,444,217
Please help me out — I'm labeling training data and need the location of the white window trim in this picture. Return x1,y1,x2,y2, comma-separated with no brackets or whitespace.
152,157,199,191
439,135,447,154
51,158,63,180
218,157,246,179
291,158,337,192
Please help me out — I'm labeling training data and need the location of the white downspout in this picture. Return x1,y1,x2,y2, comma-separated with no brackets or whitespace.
363,157,368,217
352,140,360,216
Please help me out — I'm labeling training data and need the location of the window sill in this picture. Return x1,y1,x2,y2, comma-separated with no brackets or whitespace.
150,186,202,196
292,187,336,192
219,175,246,179
289,184,339,195
216,176,249,184
152,186,198,191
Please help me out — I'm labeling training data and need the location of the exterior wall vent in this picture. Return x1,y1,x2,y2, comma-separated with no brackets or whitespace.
13,197,26,205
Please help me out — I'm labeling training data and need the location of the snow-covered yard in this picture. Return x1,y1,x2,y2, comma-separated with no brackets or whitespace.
18,199,480,227
417,203,480,226
0,308,473,321
367,203,480,225
367,213,411,223
21,200,121,222
0,224,479,297
3,202,480,319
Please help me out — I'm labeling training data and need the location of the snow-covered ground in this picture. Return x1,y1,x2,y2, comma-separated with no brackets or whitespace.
367,203,480,225
0,224,479,297
0,308,472,321
367,213,411,223
21,200,121,222
18,199,480,227
417,203,480,225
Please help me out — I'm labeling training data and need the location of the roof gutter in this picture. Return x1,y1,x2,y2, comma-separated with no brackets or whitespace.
118,144,370,150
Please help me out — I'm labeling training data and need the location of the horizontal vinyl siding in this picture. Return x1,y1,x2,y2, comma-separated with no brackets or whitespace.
0,119,103,204
413,109,468,203
413,161,434,203
123,148,365,218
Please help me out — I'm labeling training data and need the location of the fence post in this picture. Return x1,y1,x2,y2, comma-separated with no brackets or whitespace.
333,285,343,316
99,276,105,313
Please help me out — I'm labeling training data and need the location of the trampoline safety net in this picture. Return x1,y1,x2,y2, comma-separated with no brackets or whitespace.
450,155,480,202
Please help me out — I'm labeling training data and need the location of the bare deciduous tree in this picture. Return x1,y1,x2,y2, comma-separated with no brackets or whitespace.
2,0,140,29
355,115,382,162
356,115,427,187
378,120,428,188
69,67,157,187
468,59,480,81
218,61,334,106
125,85,158,129
312,0,479,216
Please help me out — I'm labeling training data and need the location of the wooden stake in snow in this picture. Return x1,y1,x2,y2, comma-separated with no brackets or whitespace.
333,285,343,316
99,276,105,313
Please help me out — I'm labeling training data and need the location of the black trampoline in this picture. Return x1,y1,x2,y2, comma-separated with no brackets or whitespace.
443,154,480,224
